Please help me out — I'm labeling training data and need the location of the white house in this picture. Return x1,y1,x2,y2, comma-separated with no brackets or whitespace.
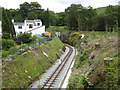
12,19,45,37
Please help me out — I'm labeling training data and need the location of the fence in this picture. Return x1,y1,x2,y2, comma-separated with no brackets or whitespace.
2,35,55,57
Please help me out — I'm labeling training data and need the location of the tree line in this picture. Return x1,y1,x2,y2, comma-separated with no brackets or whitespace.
2,2,119,39
65,4,119,31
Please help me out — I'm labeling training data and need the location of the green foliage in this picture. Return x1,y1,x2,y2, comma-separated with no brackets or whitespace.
74,48,89,69
2,38,63,88
2,39,16,50
56,12,66,26
2,33,10,39
95,7,106,15
68,74,85,88
96,16,106,31
65,4,97,31
16,33,35,44
2,50,9,57
31,35,37,42
46,26,68,33
103,50,119,89
65,4,119,31
44,8,49,28
2,8,16,39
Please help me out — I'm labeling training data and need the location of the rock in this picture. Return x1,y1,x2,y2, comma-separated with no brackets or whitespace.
42,51,48,58
95,43,100,49
104,57,113,61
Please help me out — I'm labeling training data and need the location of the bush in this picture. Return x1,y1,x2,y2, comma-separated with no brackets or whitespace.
2,39,16,50
2,50,9,57
2,33,10,39
31,35,37,42
16,33,37,44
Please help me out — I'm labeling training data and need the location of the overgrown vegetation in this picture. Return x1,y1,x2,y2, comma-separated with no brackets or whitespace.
2,38,63,88
15,33,37,44
2,32,38,55
2,39,16,50
67,31,118,89
97,50,119,89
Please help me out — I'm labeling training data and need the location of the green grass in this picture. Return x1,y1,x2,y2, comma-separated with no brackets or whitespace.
2,37,63,88
46,26,68,33
95,7,106,15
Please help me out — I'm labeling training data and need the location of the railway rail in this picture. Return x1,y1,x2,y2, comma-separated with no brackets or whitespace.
41,44,73,89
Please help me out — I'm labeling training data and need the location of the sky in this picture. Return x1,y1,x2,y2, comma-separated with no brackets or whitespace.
0,0,119,12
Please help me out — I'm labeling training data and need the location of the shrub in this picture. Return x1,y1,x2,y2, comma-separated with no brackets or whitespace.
2,33,10,39
2,50,9,57
31,35,37,42
2,39,16,50
16,33,37,44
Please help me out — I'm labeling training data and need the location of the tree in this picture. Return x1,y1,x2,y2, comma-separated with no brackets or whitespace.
65,4,79,30
105,5,118,31
96,16,106,31
56,12,66,26
49,11,57,26
45,8,49,28
65,4,97,31
2,8,16,39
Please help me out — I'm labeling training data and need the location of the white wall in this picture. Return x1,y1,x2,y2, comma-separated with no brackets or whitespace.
31,25,45,36
14,20,45,36
14,25,25,35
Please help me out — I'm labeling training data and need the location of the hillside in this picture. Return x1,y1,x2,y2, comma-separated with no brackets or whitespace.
2,37,63,88
95,5,118,15
65,32,119,88
95,7,106,15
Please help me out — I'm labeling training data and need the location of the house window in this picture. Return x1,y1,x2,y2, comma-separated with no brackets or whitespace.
29,24,33,28
19,31,22,34
18,26,22,29
37,23,40,26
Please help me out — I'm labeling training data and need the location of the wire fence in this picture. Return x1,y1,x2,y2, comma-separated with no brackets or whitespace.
2,35,55,57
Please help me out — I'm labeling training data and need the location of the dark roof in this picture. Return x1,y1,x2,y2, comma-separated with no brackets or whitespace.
14,22,24,26
34,19,41,22
26,20,34,23
26,19,41,23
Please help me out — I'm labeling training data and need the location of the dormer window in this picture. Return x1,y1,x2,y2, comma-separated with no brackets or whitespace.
29,24,33,28
37,23,40,26
18,26,22,29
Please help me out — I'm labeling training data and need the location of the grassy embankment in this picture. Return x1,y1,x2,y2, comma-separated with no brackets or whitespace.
67,31,119,89
2,37,63,88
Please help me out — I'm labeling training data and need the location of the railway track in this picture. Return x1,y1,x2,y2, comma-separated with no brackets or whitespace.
41,44,73,89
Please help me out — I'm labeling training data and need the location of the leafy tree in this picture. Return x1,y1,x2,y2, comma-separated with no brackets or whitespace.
56,12,66,26
105,5,118,31
96,16,106,31
16,33,33,44
65,4,97,31
45,8,49,28
2,8,16,39
65,4,79,30
49,11,57,26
